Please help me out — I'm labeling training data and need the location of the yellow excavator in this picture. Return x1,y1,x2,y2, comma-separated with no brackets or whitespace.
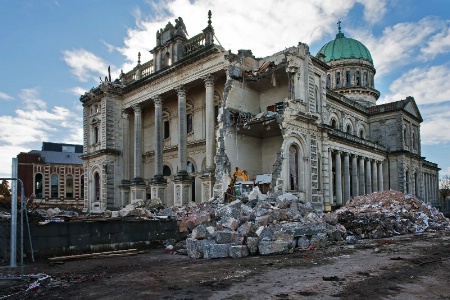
225,167,253,202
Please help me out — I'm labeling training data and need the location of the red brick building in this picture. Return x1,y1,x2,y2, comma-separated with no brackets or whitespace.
17,142,84,206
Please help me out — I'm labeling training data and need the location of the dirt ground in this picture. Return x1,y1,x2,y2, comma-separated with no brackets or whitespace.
1,230,450,300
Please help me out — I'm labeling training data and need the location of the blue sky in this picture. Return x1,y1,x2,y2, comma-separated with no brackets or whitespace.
1,0,450,179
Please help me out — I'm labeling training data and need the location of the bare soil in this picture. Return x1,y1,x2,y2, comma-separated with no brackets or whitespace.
1,230,450,299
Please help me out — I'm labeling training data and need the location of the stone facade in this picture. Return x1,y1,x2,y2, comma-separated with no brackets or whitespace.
80,12,439,212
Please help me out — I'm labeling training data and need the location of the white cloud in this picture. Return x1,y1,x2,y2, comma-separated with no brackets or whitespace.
0,91,12,100
421,107,450,145
63,49,111,82
70,86,88,97
421,26,450,58
379,64,450,105
115,0,384,70
0,88,82,178
356,0,387,24
351,17,447,76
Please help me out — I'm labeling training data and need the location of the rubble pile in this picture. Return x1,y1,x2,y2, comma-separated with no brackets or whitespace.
333,190,450,239
183,188,345,259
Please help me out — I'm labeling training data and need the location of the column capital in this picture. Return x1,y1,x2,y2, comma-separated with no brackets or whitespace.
152,95,163,106
175,85,186,97
132,104,142,114
343,152,350,157
204,74,215,87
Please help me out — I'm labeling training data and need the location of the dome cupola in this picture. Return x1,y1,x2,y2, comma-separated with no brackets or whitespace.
317,21,379,107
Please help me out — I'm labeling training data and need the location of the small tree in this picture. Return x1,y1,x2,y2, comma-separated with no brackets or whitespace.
0,179,11,199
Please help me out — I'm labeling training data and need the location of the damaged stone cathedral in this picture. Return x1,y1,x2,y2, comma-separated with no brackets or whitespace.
80,12,440,212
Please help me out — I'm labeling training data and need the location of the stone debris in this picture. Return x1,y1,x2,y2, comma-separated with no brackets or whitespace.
181,192,344,259
331,190,450,239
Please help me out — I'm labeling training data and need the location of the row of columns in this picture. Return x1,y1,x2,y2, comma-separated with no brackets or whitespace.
424,172,438,204
328,149,384,206
122,74,217,205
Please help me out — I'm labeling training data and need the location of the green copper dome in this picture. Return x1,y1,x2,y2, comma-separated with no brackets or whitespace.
318,24,373,64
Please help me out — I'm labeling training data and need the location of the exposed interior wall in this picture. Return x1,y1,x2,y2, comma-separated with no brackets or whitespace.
225,130,262,179
261,135,283,174
259,83,288,111
226,81,260,114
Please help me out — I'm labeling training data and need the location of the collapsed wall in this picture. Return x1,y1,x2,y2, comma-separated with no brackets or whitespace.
177,189,449,259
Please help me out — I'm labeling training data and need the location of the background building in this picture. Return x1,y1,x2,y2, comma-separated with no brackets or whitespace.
80,12,439,212
17,142,84,207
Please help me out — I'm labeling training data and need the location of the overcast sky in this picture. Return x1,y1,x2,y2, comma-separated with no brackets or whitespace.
1,0,450,179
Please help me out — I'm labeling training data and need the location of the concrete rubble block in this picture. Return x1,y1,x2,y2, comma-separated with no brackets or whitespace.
297,235,311,248
203,243,230,259
258,240,290,255
280,222,328,237
237,221,251,236
246,237,259,255
216,200,241,220
229,245,249,258
104,210,112,217
216,230,240,244
178,219,189,233
273,230,293,242
186,238,216,259
277,193,298,202
148,198,163,209
206,226,216,235
276,199,293,209
186,212,210,230
240,204,254,216
219,216,239,230
258,226,275,241
255,215,271,226
310,233,328,249
271,209,289,222
111,211,120,218
323,212,339,225
192,224,208,240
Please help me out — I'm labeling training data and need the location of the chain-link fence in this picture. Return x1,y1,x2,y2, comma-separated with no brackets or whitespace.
0,177,34,276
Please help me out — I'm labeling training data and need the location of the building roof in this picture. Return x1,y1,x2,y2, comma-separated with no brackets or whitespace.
29,150,83,165
318,23,373,64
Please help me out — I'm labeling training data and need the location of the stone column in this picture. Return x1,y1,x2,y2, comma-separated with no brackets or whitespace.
201,75,216,202
119,110,131,207
366,159,372,194
359,157,365,195
174,85,192,206
344,152,350,203
378,161,383,192
150,95,167,203
328,149,334,207
351,155,358,198
335,151,342,205
204,74,215,173
130,104,146,203
425,173,429,202
372,160,378,192
132,104,144,184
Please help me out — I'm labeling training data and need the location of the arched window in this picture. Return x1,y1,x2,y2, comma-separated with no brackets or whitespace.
163,109,171,139
405,170,410,194
94,126,99,144
35,173,43,198
346,124,352,134
331,119,337,129
186,100,194,134
66,174,73,199
51,174,58,198
163,165,171,176
359,129,365,139
414,172,418,196
80,175,84,199
315,86,320,113
326,74,331,88
336,71,341,87
187,161,195,173
289,145,300,190
94,172,100,201
165,52,172,67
